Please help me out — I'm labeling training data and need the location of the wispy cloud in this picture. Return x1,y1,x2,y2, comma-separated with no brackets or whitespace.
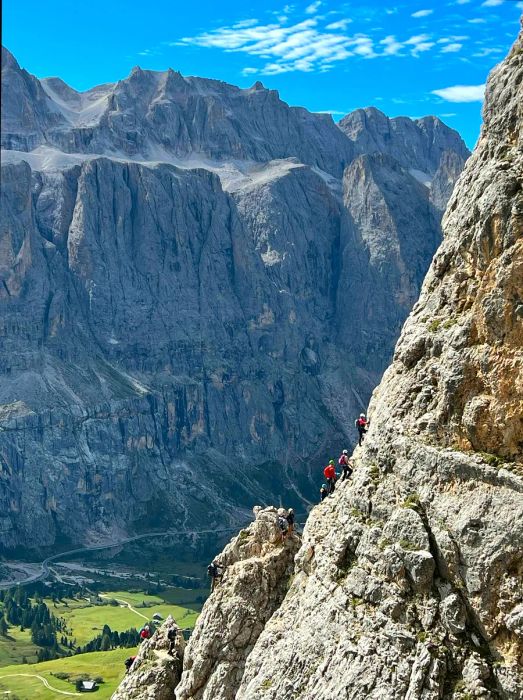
431,84,485,102
173,7,479,75
468,18,487,23
440,42,463,52
481,0,503,6
472,46,503,57
405,34,435,56
381,35,404,55
412,9,434,17
305,1,322,14
175,17,375,74
326,19,352,30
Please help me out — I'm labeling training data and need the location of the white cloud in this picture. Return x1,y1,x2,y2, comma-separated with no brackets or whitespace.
481,0,503,6
305,1,322,13
326,19,352,30
455,0,470,4
440,113,457,117
404,33,435,56
380,35,403,55
431,84,485,102
176,14,444,73
411,9,434,17
405,34,431,45
176,16,371,73
234,19,260,28
438,35,468,43
473,46,503,57
468,18,487,23
352,36,377,58
412,42,435,55
315,109,346,115
441,42,462,52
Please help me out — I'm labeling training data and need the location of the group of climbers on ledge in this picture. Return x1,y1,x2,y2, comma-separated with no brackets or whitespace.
319,413,369,501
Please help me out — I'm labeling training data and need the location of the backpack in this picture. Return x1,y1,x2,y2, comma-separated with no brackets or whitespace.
207,564,216,577
278,516,288,532
338,455,346,466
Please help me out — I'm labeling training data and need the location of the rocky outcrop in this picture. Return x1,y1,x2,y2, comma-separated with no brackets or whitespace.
111,615,184,700
0,47,469,551
175,507,300,700
112,25,523,700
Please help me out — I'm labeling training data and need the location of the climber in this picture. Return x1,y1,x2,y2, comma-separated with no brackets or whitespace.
139,625,151,641
207,560,224,592
355,413,369,446
323,459,337,493
338,449,354,481
167,627,179,656
320,484,328,501
286,508,295,533
124,655,137,672
278,507,289,542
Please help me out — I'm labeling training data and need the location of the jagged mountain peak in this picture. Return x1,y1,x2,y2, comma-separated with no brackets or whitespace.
1,45,19,70
339,104,470,181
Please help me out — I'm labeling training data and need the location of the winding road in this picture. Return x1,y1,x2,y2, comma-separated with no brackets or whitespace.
0,526,244,590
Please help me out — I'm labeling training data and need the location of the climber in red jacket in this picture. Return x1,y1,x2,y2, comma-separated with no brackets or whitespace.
140,625,151,641
323,460,337,494
355,413,369,446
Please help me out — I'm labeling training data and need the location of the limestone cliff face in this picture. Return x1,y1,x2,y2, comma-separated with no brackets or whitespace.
113,27,523,700
0,48,469,551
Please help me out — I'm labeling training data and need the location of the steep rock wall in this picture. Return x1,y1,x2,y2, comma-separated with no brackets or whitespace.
121,26,523,700
234,25,523,700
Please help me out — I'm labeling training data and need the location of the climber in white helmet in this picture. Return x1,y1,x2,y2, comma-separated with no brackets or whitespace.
355,413,369,446
338,449,354,481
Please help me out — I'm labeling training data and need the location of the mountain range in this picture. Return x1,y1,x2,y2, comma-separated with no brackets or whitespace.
0,46,469,552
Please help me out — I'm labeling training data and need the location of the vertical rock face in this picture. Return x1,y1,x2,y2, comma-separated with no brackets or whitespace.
0,47,469,550
121,26,523,700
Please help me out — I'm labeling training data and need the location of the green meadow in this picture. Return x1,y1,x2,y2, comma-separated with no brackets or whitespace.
0,585,205,698
0,648,132,699
42,589,203,645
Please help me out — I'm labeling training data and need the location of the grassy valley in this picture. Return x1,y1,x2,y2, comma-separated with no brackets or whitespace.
0,581,206,698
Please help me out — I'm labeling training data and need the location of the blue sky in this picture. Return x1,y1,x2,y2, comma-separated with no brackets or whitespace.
3,0,522,148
